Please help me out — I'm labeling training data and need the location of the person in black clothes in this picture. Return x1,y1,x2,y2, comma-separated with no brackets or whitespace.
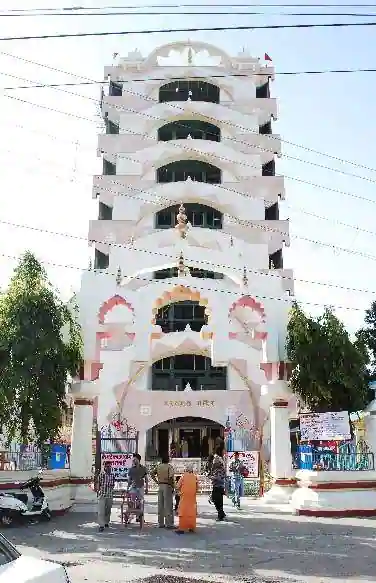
174,475,181,514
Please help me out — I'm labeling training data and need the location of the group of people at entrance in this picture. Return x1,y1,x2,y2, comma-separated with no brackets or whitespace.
96,448,247,532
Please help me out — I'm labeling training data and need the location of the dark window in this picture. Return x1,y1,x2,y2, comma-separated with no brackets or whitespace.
262,160,275,177
156,301,206,333
98,202,113,220
269,249,283,269
152,354,227,391
265,202,279,221
155,203,222,230
157,160,221,184
106,119,119,134
256,82,270,99
94,249,109,270
158,120,220,142
109,81,122,97
159,80,220,104
103,159,116,175
259,121,272,135
153,267,223,280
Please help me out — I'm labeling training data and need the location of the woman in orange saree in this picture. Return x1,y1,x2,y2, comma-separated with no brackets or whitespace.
175,464,198,534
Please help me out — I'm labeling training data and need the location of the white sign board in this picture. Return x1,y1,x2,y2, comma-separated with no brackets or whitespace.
226,451,260,478
101,452,134,480
299,411,351,441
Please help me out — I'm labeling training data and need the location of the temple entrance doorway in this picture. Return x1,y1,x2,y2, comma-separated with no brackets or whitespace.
146,416,224,461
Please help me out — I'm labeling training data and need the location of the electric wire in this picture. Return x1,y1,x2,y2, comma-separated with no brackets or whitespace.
2,48,375,179
4,69,376,192
0,20,376,42
6,4,376,12
4,10,376,16
3,79,376,249
3,67,376,189
0,250,369,313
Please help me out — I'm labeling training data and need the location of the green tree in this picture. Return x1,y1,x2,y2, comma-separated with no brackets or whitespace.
357,300,376,381
0,251,82,445
286,302,370,413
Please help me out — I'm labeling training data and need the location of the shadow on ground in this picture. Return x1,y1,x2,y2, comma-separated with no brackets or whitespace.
6,502,376,582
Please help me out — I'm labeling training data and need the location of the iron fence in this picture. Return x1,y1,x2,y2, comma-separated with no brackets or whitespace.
294,451,375,471
0,449,44,471
0,444,70,471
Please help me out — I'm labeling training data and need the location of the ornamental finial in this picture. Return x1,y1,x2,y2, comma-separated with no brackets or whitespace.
175,202,188,239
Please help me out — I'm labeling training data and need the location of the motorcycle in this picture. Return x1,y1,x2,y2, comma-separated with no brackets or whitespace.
0,471,52,527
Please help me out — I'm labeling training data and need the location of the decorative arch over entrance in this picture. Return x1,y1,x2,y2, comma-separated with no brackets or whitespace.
151,284,211,324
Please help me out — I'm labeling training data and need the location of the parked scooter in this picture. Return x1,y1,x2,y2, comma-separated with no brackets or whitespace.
0,470,51,526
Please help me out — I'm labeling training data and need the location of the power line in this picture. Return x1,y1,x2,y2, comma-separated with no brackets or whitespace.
2,49,375,177
0,218,375,306
3,68,376,92
2,55,376,181
0,116,372,242
4,84,376,211
3,67,376,188
1,20,376,42
1,250,367,313
4,10,376,16
5,4,376,13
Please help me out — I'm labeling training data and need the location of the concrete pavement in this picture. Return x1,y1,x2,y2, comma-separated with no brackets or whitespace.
6,495,376,583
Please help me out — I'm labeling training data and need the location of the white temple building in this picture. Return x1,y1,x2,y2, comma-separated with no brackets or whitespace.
70,41,297,501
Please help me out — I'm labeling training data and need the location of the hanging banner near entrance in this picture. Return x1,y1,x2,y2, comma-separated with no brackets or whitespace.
101,452,133,480
226,451,260,478
299,412,351,441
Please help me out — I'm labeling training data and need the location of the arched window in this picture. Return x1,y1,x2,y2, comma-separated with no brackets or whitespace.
158,120,220,143
155,301,206,333
155,203,223,230
152,354,227,391
159,80,220,104
157,160,221,184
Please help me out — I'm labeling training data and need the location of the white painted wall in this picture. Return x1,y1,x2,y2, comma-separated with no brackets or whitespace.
77,42,294,456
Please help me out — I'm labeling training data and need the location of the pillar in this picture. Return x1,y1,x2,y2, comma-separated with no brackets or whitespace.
262,399,296,504
364,395,376,455
138,429,147,461
70,397,97,503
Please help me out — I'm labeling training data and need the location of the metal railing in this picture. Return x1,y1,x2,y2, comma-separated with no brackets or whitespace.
0,449,44,471
294,451,375,471
0,445,70,471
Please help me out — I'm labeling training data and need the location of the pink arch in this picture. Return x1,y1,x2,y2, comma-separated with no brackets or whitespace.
98,294,134,324
228,295,266,321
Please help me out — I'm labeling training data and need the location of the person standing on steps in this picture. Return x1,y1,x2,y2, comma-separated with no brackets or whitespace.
97,460,115,532
210,446,226,521
150,453,175,528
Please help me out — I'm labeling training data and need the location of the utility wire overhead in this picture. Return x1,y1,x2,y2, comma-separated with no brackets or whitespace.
1,49,375,176
4,10,376,16
1,20,376,42
5,3,376,13
2,68,376,92
0,249,366,313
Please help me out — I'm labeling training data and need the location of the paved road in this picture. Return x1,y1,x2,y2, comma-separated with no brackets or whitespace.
5,496,376,583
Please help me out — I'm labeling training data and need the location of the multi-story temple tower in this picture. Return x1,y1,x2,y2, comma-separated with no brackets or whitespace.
71,43,295,496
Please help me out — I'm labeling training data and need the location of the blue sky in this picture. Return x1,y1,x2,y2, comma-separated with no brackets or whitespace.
0,0,376,334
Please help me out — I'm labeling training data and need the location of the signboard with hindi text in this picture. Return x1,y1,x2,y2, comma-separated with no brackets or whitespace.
299,411,351,441
101,452,133,480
